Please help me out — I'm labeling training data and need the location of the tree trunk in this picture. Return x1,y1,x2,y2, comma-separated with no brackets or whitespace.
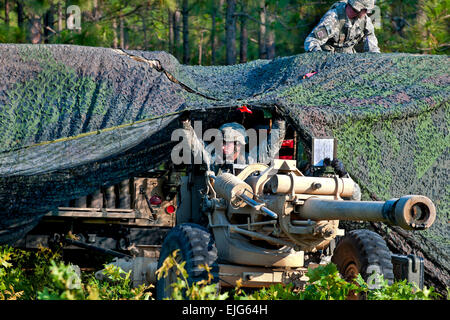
119,14,125,49
182,0,189,64
416,0,428,53
225,0,236,65
210,0,217,65
112,18,118,48
258,0,267,59
29,14,42,44
5,0,10,26
266,14,275,59
43,6,55,43
16,0,24,29
141,13,148,50
174,9,181,59
239,0,247,63
168,9,174,53
92,0,99,21
57,1,63,32
198,30,204,65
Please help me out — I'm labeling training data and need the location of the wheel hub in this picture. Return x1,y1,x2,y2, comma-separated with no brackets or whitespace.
343,262,359,281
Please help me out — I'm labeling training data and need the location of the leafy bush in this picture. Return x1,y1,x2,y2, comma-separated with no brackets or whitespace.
355,274,440,300
37,262,153,300
37,261,88,300
155,249,228,300
0,245,63,299
301,264,362,300
84,264,153,300
237,263,443,300
1,244,446,300
0,245,152,300
235,263,362,300
234,282,299,300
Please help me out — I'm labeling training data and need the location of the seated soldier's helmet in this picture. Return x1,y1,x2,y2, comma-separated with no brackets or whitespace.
348,0,375,11
219,122,247,145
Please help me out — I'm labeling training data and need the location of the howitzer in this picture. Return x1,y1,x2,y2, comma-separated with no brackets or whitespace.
208,160,436,252
154,120,437,296
268,173,436,231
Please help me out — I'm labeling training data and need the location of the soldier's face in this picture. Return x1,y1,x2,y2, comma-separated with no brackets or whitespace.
346,4,367,19
223,141,241,161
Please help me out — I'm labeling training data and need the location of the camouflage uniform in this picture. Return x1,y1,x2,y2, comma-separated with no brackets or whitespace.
211,120,286,174
304,0,380,53
181,120,286,175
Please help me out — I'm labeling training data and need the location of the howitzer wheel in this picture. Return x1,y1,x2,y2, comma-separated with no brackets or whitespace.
156,223,219,299
331,229,394,286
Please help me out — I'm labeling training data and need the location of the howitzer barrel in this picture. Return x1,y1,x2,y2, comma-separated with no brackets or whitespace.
297,195,436,231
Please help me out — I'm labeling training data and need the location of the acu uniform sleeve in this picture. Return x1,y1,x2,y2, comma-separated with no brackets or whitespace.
249,119,286,164
363,16,381,53
304,10,340,52
181,120,213,171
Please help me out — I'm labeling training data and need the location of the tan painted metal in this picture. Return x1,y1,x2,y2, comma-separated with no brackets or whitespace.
394,195,436,230
268,174,355,198
218,263,309,288
297,195,436,231
211,209,305,268
214,173,254,208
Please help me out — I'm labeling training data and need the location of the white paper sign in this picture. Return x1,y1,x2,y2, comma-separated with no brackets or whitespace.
312,138,335,166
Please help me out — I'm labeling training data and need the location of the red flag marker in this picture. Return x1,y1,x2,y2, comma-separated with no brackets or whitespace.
239,105,253,114
303,71,317,79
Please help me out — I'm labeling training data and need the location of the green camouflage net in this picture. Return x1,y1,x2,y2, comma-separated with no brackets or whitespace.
0,44,448,289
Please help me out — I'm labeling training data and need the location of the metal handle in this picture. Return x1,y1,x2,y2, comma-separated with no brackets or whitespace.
238,193,278,219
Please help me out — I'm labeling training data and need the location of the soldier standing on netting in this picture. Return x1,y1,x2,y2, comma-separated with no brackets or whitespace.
304,0,380,53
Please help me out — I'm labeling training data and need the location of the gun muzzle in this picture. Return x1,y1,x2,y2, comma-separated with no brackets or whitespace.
297,195,436,231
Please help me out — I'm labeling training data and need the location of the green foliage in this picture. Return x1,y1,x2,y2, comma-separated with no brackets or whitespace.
235,264,362,300
413,0,450,54
354,274,441,300
0,245,63,299
0,0,446,68
0,245,152,300
300,263,362,300
84,264,153,300
157,254,444,301
156,249,228,300
234,283,299,300
37,261,87,300
0,245,446,300
38,262,153,300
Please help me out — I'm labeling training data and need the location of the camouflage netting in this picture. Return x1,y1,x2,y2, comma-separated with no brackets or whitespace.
0,44,448,291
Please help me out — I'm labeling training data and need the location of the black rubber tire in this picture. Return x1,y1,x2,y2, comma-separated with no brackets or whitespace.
156,223,219,299
331,229,395,286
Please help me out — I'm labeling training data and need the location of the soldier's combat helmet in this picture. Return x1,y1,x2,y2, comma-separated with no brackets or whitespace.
348,0,375,11
219,122,247,145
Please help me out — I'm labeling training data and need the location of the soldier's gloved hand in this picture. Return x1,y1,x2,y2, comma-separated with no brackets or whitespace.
179,110,192,129
179,110,191,123
331,158,347,177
